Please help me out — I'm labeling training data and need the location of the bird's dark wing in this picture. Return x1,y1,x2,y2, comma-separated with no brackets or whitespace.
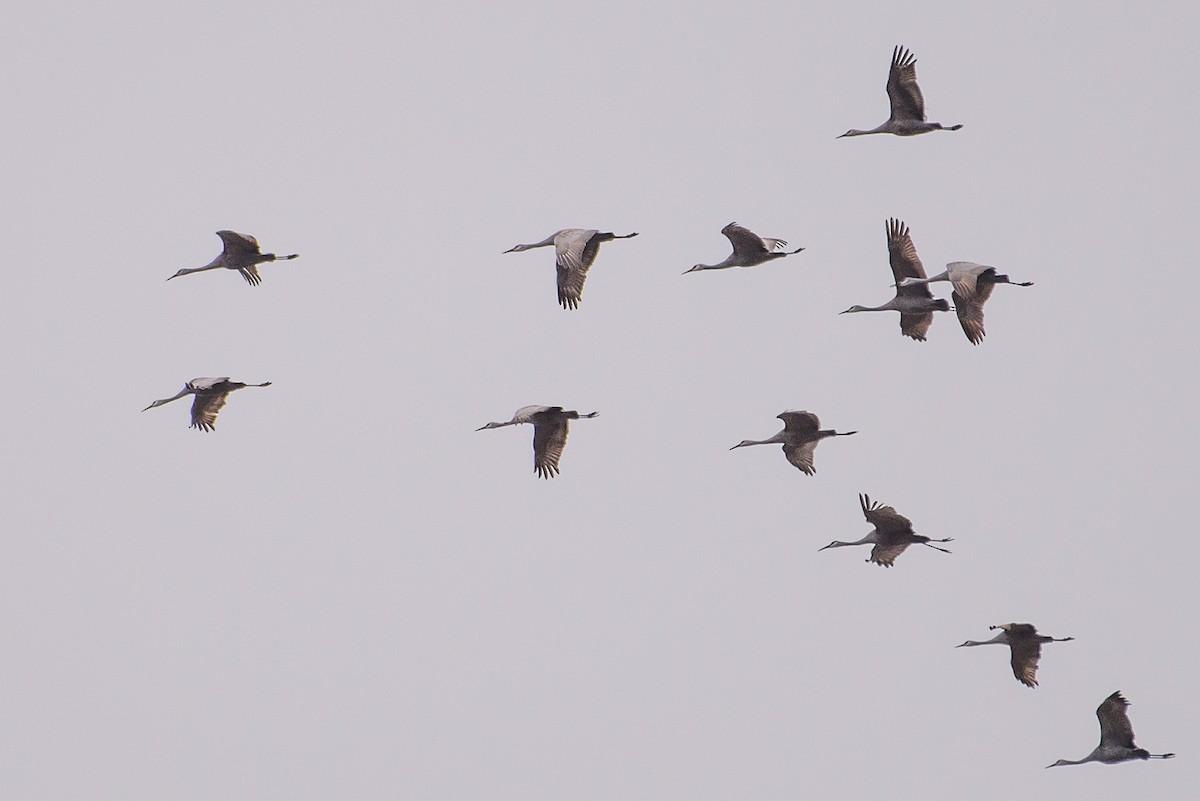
952,289,986,344
555,230,598,310
777,410,820,435
899,312,934,342
859,495,914,535
189,391,229,432
886,46,926,123
1010,639,1043,688
531,415,570,479
216,230,262,257
721,223,770,256
239,266,263,286
869,541,910,568
887,218,931,290
782,441,818,475
1097,692,1138,749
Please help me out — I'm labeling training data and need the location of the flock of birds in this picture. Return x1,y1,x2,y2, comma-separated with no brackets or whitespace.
143,45,1175,771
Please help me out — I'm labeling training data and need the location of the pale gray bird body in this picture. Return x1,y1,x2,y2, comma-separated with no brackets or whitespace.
730,410,855,476
818,494,953,567
142,377,272,431
840,218,950,341
1046,692,1175,767
503,229,638,309
168,231,299,286
685,222,804,273
477,405,598,478
839,46,963,138
898,261,1033,344
956,623,1073,687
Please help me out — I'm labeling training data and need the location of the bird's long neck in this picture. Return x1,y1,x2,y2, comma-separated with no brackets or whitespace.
902,271,948,287
959,632,1008,648
520,235,558,250
839,123,889,138
144,387,192,410
1046,756,1094,768
731,433,786,448
823,532,878,549
169,260,224,279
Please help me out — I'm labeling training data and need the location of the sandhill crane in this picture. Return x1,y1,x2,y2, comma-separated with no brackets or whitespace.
898,262,1033,344
142,377,271,431
839,46,963,138
503,229,638,309
477,405,598,478
840,218,950,341
685,222,804,274
730,410,855,476
1047,692,1175,767
819,494,952,567
168,231,298,286
956,623,1074,687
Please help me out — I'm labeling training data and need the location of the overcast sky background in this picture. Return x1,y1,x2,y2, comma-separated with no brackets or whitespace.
2,2,1197,799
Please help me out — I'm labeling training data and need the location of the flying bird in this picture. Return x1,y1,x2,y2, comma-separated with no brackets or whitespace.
1047,692,1175,767
142,377,271,431
840,218,950,341
898,261,1033,344
685,222,804,274
819,494,953,567
839,46,963,138
956,623,1074,687
477,405,598,478
730,410,855,475
503,229,638,309
168,231,298,286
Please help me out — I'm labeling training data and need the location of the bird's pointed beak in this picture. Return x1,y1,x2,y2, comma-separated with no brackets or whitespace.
817,543,834,551
682,267,697,275
141,403,154,412
954,642,969,648
502,246,518,254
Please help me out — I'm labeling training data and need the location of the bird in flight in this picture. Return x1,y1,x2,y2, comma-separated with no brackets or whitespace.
956,623,1073,687
168,230,298,286
819,494,953,567
143,377,271,431
477,405,598,478
503,229,638,309
839,46,963,138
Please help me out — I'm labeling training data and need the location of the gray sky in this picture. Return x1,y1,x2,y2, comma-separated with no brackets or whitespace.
2,1,1196,799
